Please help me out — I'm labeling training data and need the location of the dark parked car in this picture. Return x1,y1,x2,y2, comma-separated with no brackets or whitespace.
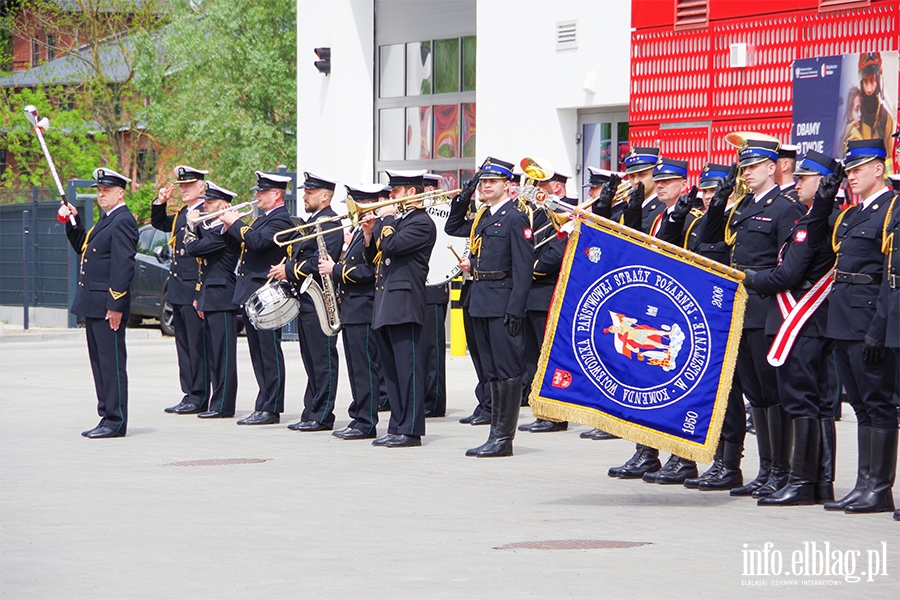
130,224,175,335
129,223,243,335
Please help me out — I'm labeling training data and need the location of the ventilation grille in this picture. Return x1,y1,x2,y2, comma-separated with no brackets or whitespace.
557,20,577,51
819,0,870,12
675,0,709,30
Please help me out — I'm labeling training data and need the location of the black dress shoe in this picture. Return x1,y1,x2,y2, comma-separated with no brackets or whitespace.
469,414,491,426
81,425,101,437
334,427,376,440
173,402,204,415
527,419,568,433
580,428,618,440
86,426,124,439
372,434,398,446
459,413,477,424
198,411,233,419
424,411,445,418
384,434,421,448
165,400,194,414
237,411,279,425
287,420,332,432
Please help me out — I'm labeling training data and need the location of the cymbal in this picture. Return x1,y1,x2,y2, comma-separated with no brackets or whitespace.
724,131,782,149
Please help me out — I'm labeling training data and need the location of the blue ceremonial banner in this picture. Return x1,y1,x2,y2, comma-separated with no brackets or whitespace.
530,217,747,462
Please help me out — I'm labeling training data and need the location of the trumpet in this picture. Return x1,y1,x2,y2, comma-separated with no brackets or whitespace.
531,195,598,249
610,181,632,205
273,188,460,246
188,200,257,229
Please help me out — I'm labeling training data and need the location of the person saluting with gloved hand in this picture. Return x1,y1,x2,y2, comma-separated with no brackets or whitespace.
445,157,533,458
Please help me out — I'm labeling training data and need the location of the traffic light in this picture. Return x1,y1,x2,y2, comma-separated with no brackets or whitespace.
314,47,331,75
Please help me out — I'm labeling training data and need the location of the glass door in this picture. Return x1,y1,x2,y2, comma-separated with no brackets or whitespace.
578,110,629,200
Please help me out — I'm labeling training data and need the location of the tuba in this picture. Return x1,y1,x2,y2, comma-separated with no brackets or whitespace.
299,221,341,336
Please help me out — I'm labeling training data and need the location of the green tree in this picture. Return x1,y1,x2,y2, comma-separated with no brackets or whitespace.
0,86,109,191
135,0,297,194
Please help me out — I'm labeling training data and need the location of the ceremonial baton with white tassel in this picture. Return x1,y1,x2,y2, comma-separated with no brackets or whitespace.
23,105,76,226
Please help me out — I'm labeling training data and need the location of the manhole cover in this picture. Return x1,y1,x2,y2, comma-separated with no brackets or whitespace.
494,539,652,550
164,458,271,467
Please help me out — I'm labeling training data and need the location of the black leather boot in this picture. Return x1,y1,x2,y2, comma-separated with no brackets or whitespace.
731,407,770,496
476,378,522,458
816,417,836,503
753,405,793,498
845,428,897,514
643,454,676,483
655,455,698,484
613,444,660,479
759,417,819,506
824,426,872,511
685,440,723,489
466,381,501,456
701,441,744,491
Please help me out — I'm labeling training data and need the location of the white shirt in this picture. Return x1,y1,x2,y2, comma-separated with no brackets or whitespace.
104,202,127,217
490,197,512,215
753,185,778,203
860,186,889,211
641,194,657,209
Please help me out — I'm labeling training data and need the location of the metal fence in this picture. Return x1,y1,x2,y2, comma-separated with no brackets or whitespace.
1,169,298,331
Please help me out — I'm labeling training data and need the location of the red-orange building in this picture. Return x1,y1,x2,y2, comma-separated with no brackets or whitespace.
629,0,899,177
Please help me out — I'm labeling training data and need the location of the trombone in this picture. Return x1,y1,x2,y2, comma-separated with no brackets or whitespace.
531,195,600,249
188,200,257,229
273,188,460,246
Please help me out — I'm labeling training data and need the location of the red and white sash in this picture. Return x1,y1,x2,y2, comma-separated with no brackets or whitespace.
767,271,833,367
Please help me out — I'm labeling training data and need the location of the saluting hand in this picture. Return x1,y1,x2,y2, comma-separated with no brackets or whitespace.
597,173,621,208
627,182,644,211
672,186,698,221
157,182,174,204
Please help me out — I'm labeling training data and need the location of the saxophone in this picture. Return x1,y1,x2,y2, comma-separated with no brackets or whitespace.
299,221,342,336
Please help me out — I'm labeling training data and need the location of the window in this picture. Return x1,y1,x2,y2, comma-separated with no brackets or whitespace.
31,38,40,67
578,111,630,200
136,149,157,184
46,35,55,61
136,227,155,254
0,148,7,179
375,35,476,187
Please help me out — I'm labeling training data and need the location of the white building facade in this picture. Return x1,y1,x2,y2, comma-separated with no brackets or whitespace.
296,0,631,205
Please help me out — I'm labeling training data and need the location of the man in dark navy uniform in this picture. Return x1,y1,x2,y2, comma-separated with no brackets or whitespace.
422,172,450,418
219,170,296,426
362,170,437,448
719,139,806,499
518,168,572,435
870,174,899,521
775,144,799,202
817,140,897,514
587,166,628,224
743,151,844,506
184,182,241,419
447,157,533,457
63,168,138,438
269,172,343,432
320,184,390,440
152,165,211,415
620,147,664,232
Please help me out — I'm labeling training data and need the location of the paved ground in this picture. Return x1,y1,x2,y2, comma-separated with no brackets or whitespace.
1,328,897,599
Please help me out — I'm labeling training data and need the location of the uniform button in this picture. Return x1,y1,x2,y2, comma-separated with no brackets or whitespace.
173,273,178,277
92,248,96,252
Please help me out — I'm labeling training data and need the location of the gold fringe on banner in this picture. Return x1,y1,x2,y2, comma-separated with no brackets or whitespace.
529,216,748,464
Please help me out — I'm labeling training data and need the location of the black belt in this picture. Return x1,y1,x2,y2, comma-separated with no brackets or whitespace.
833,270,875,285
474,269,511,281
889,273,900,289
731,263,777,271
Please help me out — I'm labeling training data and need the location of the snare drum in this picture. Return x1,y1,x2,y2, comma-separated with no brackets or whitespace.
426,204,470,286
244,281,300,330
